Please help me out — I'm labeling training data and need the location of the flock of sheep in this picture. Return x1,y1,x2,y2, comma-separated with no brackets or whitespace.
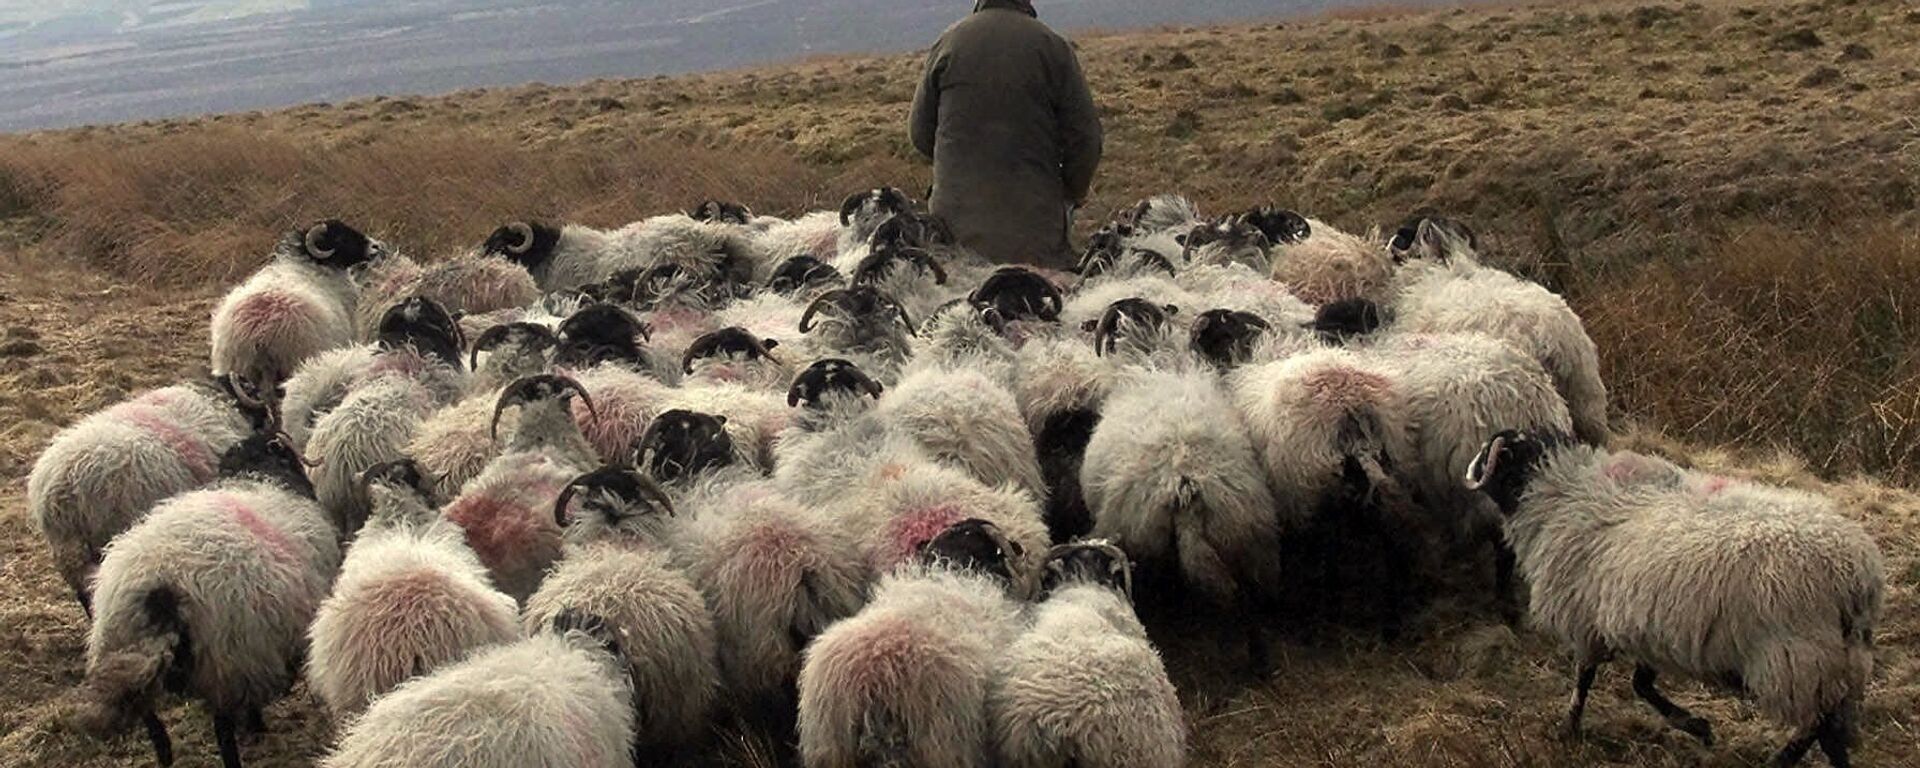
27,188,1886,768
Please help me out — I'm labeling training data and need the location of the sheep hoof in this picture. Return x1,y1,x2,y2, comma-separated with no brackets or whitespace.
1676,716,1714,747
1557,720,1583,743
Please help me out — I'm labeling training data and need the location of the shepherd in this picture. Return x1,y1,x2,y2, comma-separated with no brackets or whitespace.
910,0,1104,270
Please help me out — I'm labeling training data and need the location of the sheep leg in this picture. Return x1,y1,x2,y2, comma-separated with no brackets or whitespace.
1814,707,1852,768
213,711,243,768
1559,658,1601,740
142,713,173,767
1774,726,1819,767
1242,608,1272,678
73,587,95,619
1631,665,1713,746
1492,541,1519,625
245,706,266,743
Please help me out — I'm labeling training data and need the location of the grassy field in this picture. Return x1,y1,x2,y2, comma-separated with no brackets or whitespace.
1,0,1917,765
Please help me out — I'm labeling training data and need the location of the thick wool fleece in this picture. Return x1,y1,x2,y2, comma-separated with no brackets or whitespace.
1268,217,1396,306
210,254,358,394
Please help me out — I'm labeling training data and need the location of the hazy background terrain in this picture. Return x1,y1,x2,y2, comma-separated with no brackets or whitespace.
0,0,1452,132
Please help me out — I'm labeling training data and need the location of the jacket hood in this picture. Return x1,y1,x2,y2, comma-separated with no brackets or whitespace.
975,0,1037,17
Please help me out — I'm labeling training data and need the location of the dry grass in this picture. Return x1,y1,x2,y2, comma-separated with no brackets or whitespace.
2,0,1919,765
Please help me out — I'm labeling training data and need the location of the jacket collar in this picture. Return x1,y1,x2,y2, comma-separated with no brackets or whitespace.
975,0,1038,17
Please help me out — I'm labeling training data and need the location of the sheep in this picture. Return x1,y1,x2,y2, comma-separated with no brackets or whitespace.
527,465,720,760
1179,217,1273,272
1389,222,1611,445
753,212,845,269
1362,329,1575,615
305,460,521,718
66,431,341,768
790,285,917,384
673,482,871,719
1235,206,1313,248
442,374,601,603
1268,217,1397,306
991,541,1187,768
1083,362,1283,668
1059,272,1198,333
280,345,378,450
1122,194,1204,235
797,518,1029,768
681,325,793,392
27,374,269,614
770,358,899,507
877,359,1046,500
1007,326,1119,544
846,239,960,328
689,199,756,226
654,381,792,473
483,220,645,292
835,186,918,254
321,610,637,768
1075,224,1181,280
306,298,469,534
1464,431,1884,767
865,210,998,289
1387,214,1478,264
210,220,382,396
351,249,539,342
764,254,845,299
466,320,559,391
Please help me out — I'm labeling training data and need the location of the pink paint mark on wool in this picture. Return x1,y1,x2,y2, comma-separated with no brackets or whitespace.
123,405,216,482
807,229,838,260
219,494,299,564
649,307,705,333
366,351,429,380
1698,475,1734,496
232,290,313,332
1301,366,1392,412
134,389,180,409
878,505,963,570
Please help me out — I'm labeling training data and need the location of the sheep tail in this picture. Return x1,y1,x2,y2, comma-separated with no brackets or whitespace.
66,587,186,737
854,706,912,768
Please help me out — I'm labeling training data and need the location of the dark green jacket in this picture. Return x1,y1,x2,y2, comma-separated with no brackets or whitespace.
910,0,1103,268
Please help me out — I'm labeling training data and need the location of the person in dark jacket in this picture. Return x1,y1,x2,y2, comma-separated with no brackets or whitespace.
909,0,1103,270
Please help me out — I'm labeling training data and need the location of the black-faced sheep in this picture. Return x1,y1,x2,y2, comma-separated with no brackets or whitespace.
210,220,383,396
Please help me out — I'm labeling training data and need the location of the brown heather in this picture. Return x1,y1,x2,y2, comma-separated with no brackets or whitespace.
1,0,1916,766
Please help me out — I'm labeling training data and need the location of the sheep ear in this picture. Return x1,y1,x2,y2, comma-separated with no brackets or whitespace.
714,415,728,426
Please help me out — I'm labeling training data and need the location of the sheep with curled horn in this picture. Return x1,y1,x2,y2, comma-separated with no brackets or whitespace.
482,219,649,292
441,374,602,603
791,284,917,385
681,325,792,391
403,322,562,501
764,254,845,299
305,296,470,536
1058,269,1198,333
797,518,1029,768
66,431,340,768
321,610,638,768
990,540,1187,768
1180,216,1273,273
306,460,520,718
834,186,918,253
1388,214,1478,264
862,209,998,289
1089,297,1184,361
526,465,720,762
279,295,467,453
688,199,755,226
28,373,269,616
1463,430,1883,768
770,358,911,509
211,219,384,398
349,241,539,344
847,240,957,330
1268,215,1398,306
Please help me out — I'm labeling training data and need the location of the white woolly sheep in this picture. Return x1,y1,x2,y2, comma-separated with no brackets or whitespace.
66,433,341,768
1465,431,1884,767
1268,216,1397,307
991,541,1187,768
27,375,267,613
797,519,1029,768
351,249,539,342
482,220,646,292
320,611,636,768
210,220,382,396
305,460,520,718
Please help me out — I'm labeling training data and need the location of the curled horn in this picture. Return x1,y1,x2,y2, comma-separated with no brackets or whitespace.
1242,312,1273,331
305,223,336,259
272,430,323,468
1463,435,1509,491
490,375,598,441
224,372,267,412
913,249,948,285
838,191,867,227
470,322,557,370
853,368,885,400
1092,306,1122,358
979,306,1009,336
506,222,535,255
785,377,806,408
553,481,586,528
799,289,849,334
1040,276,1065,319
894,302,916,336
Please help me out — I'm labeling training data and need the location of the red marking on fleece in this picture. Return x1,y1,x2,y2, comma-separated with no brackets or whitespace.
844,617,935,695
218,494,299,564
123,405,216,482
1698,475,1733,496
134,389,180,409
807,228,838,260
878,505,963,570
649,307,705,333
446,478,564,570
365,350,429,381
1301,366,1392,412
232,289,314,333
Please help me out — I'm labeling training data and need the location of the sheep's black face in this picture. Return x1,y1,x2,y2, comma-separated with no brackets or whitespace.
970,267,1063,323
786,358,884,408
799,286,913,338
1077,224,1130,276
1239,207,1311,246
682,327,780,374
1390,215,1479,263
491,374,596,439
1091,297,1178,357
635,410,734,484
920,518,1020,584
555,465,675,528
854,243,948,288
555,304,652,370
550,608,630,666
690,200,753,225
484,221,563,271
1182,219,1271,256
210,373,276,432
767,256,841,297
839,186,915,228
1307,299,1383,345
1191,308,1272,368
376,296,465,370
470,322,558,371
1465,430,1549,516
220,432,316,497
868,211,955,252
299,220,382,269
1042,541,1132,598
